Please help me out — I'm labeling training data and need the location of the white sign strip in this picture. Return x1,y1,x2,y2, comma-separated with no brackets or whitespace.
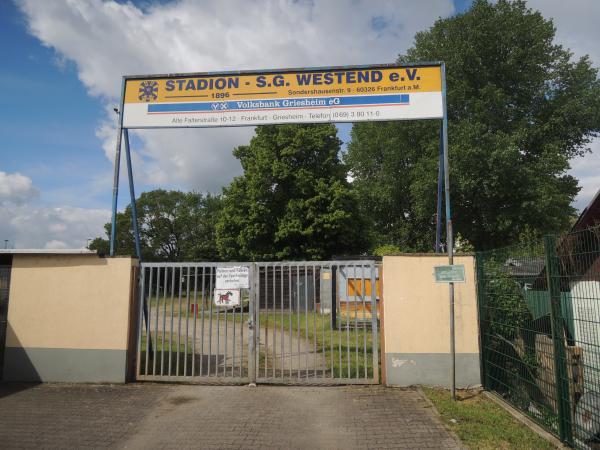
215,266,250,289
122,92,443,128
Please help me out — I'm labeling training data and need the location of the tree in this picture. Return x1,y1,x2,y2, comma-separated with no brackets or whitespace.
346,0,600,251
216,124,368,260
90,189,222,261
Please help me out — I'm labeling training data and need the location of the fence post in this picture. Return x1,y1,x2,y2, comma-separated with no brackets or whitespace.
331,266,337,330
475,252,489,389
543,235,573,445
248,263,257,385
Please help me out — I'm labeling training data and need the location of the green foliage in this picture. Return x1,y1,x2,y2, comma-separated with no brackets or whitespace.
372,244,402,256
88,236,109,255
346,0,600,251
483,258,531,340
216,124,368,261
90,189,222,261
454,233,474,253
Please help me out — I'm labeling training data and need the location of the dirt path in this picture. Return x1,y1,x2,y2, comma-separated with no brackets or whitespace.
257,318,328,375
148,308,328,377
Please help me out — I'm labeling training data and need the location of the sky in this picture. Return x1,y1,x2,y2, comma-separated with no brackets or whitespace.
0,0,598,249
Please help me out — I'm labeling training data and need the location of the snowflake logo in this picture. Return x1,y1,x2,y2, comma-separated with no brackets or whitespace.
138,80,158,102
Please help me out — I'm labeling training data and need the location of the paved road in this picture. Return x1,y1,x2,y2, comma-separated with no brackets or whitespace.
0,383,461,449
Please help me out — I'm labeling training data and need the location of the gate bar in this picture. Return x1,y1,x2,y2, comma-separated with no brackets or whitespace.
168,267,175,375
153,266,160,375
161,267,167,375
248,263,256,384
199,267,206,376
371,262,379,384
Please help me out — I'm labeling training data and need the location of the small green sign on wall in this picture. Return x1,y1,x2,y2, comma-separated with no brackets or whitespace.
434,264,466,283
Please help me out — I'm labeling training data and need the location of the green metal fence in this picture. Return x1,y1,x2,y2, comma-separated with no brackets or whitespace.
477,225,600,448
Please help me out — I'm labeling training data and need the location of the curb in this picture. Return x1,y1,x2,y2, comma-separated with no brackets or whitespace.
482,391,566,449
416,386,467,449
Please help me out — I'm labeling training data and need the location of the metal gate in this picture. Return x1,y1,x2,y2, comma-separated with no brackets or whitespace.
136,261,379,385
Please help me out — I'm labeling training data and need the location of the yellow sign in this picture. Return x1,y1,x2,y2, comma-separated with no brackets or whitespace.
122,64,443,128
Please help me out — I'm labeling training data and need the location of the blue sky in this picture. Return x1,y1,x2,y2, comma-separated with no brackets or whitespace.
0,1,107,208
0,0,598,249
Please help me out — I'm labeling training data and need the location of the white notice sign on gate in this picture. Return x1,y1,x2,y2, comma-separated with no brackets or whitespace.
214,289,241,307
215,266,250,289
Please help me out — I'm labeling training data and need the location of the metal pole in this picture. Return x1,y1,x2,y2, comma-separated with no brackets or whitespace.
109,127,122,256
475,252,489,389
331,266,337,330
435,122,444,253
544,235,573,445
109,79,126,256
123,129,142,261
123,127,151,364
370,262,379,384
441,62,456,400
248,263,257,385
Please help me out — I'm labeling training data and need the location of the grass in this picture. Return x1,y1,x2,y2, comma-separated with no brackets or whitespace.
139,332,195,376
257,311,375,378
147,295,249,319
141,298,377,379
421,387,557,449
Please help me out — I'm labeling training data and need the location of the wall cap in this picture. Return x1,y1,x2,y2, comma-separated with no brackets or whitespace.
382,252,475,257
0,249,97,255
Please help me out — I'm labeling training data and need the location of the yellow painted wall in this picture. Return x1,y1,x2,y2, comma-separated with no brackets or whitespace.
382,255,479,355
6,255,137,351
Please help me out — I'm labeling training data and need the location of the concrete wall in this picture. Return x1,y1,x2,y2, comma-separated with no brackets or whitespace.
382,254,481,388
3,254,137,383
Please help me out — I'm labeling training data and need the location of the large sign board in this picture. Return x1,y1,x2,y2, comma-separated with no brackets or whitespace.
122,64,443,128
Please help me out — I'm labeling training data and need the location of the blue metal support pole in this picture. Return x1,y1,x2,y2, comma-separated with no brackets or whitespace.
441,63,453,258
435,122,444,253
123,129,142,261
441,62,456,400
109,79,126,256
123,128,152,360
109,128,123,256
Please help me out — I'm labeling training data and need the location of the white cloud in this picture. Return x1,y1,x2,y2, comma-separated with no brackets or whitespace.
0,204,110,249
527,0,600,210
44,239,69,250
7,0,457,249
0,170,39,205
13,0,600,221
528,0,600,66
570,139,600,211
0,170,108,249
17,0,455,192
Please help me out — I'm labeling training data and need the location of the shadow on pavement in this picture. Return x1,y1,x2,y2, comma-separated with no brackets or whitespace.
0,382,41,399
